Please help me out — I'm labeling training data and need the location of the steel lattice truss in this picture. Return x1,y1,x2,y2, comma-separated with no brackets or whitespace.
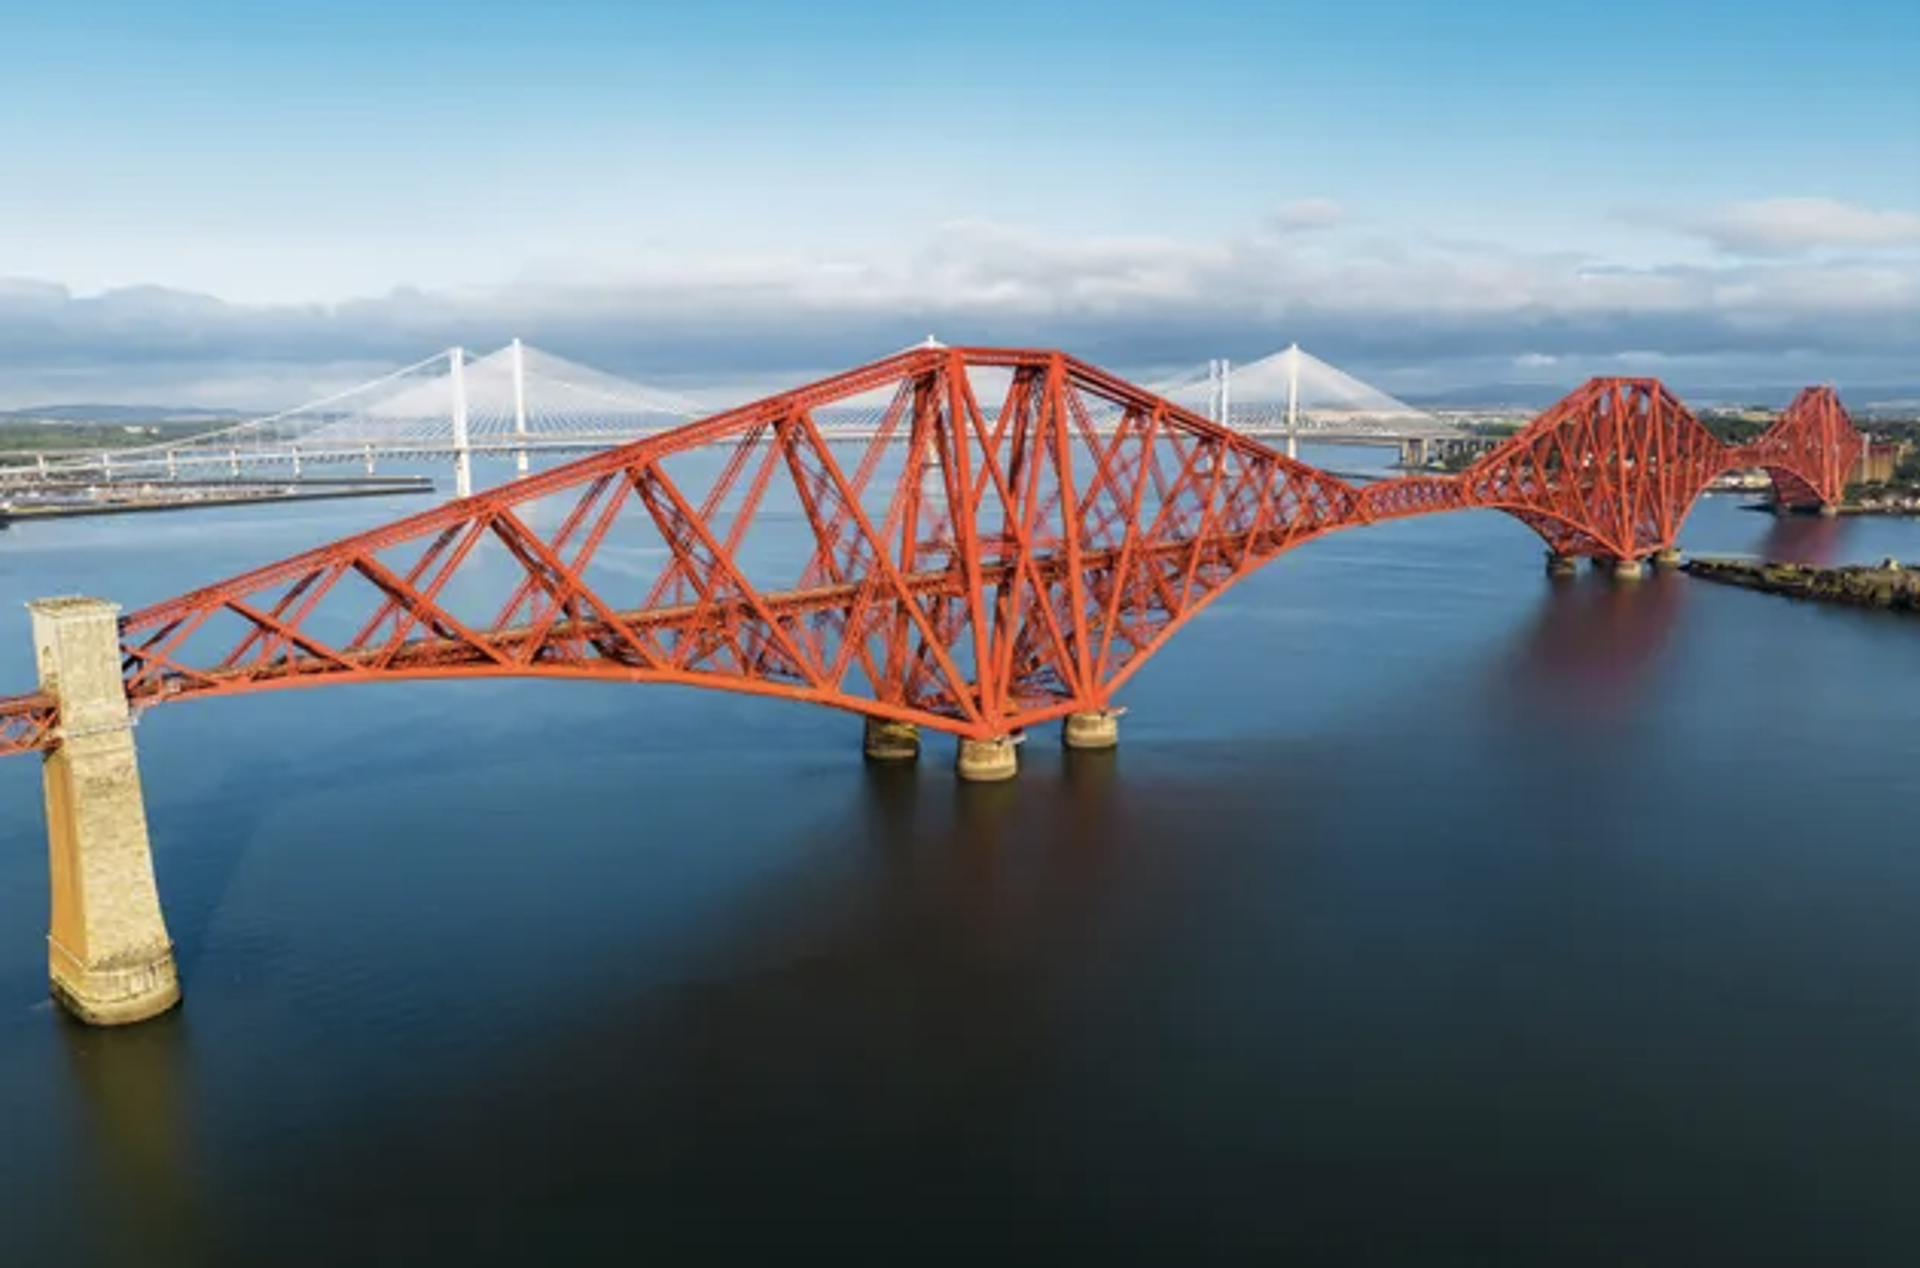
1463,378,1729,559
1732,386,1865,511
0,696,55,756
0,355,1868,758
1356,379,1864,557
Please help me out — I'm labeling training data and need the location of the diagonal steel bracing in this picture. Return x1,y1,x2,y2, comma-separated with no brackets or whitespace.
0,355,1867,758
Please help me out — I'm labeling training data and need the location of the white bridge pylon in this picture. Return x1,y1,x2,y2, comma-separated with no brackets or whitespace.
1148,343,1459,458
4,338,1465,502
7,340,709,498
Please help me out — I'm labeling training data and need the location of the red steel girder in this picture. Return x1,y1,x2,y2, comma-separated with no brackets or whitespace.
0,358,1870,758
32,347,1357,745
1356,376,1866,562
1355,474,1468,522
1731,385,1864,509
0,694,57,758
1463,378,1728,560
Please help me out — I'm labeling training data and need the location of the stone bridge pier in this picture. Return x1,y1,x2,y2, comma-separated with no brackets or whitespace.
28,597,179,1026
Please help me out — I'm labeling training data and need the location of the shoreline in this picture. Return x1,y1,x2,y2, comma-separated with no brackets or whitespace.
0,479,435,526
1735,502,1920,518
1682,556,1920,612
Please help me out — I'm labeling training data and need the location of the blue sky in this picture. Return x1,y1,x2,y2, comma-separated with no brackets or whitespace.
1,0,1916,405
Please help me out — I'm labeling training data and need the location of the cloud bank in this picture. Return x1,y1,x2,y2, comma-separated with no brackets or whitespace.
1679,197,1920,256
1,197,1916,409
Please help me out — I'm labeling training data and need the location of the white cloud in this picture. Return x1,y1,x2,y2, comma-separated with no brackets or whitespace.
1266,199,1349,233
1679,197,1920,256
0,206,1916,408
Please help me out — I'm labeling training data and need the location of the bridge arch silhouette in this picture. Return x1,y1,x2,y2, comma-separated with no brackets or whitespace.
0,346,1866,766
0,344,1871,1027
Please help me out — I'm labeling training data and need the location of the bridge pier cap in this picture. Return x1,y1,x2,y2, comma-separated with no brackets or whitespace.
957,736,1019,782
863,716,921,762
28,596,180,1026
1063,709,1121,751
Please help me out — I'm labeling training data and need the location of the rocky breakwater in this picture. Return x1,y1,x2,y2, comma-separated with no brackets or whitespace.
1683,556,1920,612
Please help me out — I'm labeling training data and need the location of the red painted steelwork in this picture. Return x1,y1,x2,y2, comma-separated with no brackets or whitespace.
1731,385,1865,510
0,350,1868,757
0,695,56,757
1356,378,1866,559
1359,378,1730,560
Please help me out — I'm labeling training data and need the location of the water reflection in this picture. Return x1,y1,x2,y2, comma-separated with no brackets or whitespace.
1498,570,1687,707
951,757,1021,841
202,756,1140,1258
15,487,1920,1261
1757,509,1848,566
1059,746,1119,819
856,758,922,842
59,1013,219,1267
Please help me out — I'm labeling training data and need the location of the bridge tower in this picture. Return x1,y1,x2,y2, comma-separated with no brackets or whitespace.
27,598,178,1026
450,346,474,499
511,336,531,477
1204,358,1237,428
1284,342,1300,462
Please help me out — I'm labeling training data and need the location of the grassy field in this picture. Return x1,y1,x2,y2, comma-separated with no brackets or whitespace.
0,419,218,460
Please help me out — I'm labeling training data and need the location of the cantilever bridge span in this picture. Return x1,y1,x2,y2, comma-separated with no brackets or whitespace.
0,345,1866,764
0,344,1871,1025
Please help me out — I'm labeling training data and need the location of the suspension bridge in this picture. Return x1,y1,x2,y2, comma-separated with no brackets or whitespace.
0,339,1472,499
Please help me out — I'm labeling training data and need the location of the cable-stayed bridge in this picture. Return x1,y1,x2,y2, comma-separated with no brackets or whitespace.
0,338,1471,499
0,340,705,499
1147,343,1462,459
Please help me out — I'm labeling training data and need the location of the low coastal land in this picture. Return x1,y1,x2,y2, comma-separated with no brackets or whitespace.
1683,557,1920,612
0,476,435,525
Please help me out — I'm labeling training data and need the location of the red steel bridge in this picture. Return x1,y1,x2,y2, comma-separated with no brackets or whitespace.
0,345,1865,762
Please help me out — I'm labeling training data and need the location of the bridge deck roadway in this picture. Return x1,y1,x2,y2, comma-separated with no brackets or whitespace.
0,427,1465,482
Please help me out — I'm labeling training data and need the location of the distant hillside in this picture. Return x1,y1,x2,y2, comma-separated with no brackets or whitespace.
1404,382,1920,413
0,404,247,424
7,381,1916,425
1399,384,1567,410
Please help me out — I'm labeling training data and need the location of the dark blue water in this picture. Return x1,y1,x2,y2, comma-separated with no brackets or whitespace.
7,447,1920,1264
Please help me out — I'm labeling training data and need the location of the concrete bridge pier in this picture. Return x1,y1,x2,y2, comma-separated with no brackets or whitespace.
956,736,1019,782
1609,557,1648,581
1545,552,1580,578
28,598,180,1027
1818,503,1840,519
1063,710,1120,750
862,716,921,762
1653,548,1685,571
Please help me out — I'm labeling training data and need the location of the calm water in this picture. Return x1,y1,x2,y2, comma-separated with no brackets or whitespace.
7,447,1920,1264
